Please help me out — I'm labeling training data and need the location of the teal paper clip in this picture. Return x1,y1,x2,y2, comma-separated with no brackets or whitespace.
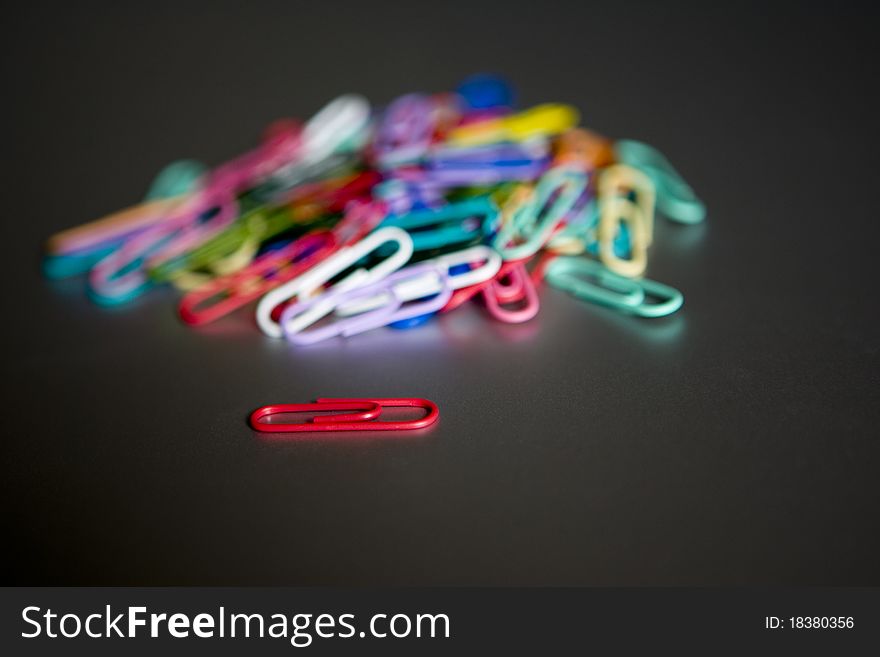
43,160,207,281
43,244,119,280
545,256,683,318
380,196,498,252
492,167,587,260
552,201,632,258
615,140,705,225
87,248,164,306
586,223,631,259
143,160,207,201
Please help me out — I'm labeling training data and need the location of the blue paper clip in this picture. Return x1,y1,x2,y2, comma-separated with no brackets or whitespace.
456,73,515,110
389,313,435,330
424,142,551,186
373,178,445,214
388,262,472,330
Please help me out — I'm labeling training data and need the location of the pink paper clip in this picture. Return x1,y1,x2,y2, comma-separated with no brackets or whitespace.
178,200,386,326
178,231,336,326
481,262,540,323
441,257,529,313
89,124,303,305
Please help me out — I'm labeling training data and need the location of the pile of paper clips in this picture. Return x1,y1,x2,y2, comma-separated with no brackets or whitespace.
44,75,705,343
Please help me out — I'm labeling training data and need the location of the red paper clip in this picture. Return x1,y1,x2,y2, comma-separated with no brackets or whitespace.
178,201,387,326
442,258,530,313
178,231,336,326
283,170,383,221
441,256,538,323
249,398,440,433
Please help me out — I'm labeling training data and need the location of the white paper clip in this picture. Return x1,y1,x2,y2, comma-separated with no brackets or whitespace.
270,94,372,188
334,244,502,317
255,226,414,338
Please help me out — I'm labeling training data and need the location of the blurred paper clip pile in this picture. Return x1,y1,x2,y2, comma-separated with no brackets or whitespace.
45,74,705,342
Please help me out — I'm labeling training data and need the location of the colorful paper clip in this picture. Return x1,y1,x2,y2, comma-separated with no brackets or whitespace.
441,257,539,322
88,125,302,305
333,244,501,317
45,77,704,333
256,225,413,338
43,159,205,279
250,398,439,432
178,231,335,326
178,200,386,326
149,204,296,288
87,189,240,305
277,170,382,220
280,262,453,344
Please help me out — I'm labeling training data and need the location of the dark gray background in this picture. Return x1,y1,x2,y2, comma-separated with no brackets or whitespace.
2,0,878,585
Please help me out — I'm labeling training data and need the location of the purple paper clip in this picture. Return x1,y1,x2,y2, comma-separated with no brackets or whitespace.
88,187,239,305
280,263,453,345
88,126,302,305
373,94,436,170
389,142,551,190
429,141,549,167
372,177,445,214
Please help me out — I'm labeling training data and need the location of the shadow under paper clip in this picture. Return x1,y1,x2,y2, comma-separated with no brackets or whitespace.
438,306,543,344
565,296,687,346
45,275,175,316
254,425,438,443
273,303,544,354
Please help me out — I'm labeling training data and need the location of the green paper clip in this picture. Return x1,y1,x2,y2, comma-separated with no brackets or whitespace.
148,204,298,286
615,140,706,225
492,167,587,260
545,256,683,318
143,160,207,201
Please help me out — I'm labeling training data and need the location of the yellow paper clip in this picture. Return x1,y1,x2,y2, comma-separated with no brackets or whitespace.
597,164,655,277
446,103,579,147
151,206,296,291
